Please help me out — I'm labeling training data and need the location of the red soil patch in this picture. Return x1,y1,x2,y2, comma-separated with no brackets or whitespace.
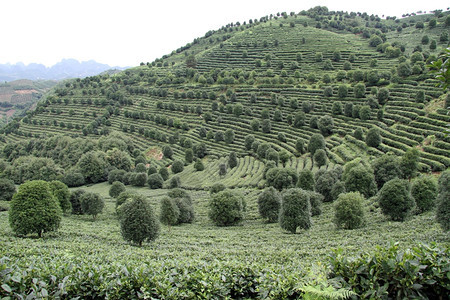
146,147,163,160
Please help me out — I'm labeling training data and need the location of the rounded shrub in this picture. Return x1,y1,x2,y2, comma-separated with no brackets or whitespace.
366,127,381,148
436,170,450,231
159,197,180,226
168,176,181,189
171,160,184,174
134,163,147,173
69,189,86,215
108,180,125,198
297,169,315,191
411,176,437,214
63,170,85,187
257,187,281,223
194,159,205,171
80,192,105,220
333,192,366,230
279,188,311,234
210,183,226,195
147,166,157,175
148,173,164,189
116,191,137,209
132,172,148,187
158,167,169,181
306,190,324,217
208,190,244,226
9,180,62,237
344,165,377,198
0,178,16,201
49,180,72,214
378,178,415,221
118,194,159,246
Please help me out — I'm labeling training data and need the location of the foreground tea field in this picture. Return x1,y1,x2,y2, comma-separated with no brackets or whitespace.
0,183,448,298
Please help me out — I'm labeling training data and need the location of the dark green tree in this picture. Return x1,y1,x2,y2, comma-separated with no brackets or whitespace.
69,189,86,215
333,192,366,230
308,133,326,156
366,127,381,148
297,169,315,191
228,151,238,169
378,178,415,221
80,192,104,220
118,194,160,246
208,190,244,226
279,188,311,234
344,165,377,198
159,197,180,226
162,145,174,159
148,173,164,189
194,159,205,171
318,115,334,136
0,178,16,201
224,129,235,144
400,148,420,180
109,181,126,198
258,187,281,223
261,119,272,133
372,154,402,189
293,112,306,128
158,167,169,181
436,170,450,231
411,176,437,214
171,160,184,174
219,163,227,176
9,180,62,237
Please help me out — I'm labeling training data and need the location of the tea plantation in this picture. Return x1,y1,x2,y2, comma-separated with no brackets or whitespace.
0,6,449,299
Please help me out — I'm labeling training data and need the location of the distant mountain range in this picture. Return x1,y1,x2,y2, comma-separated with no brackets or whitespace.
0,59,127,82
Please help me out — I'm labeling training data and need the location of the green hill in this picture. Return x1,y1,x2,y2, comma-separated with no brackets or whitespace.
0,79,57,126
0,7,449,298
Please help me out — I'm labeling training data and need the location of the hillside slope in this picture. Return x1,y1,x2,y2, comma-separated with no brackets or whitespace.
1,8,449,186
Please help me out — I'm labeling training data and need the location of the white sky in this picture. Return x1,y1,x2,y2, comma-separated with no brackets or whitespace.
1,0,448,67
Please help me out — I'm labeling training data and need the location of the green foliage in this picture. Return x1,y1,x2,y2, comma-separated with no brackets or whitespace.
80,192,104,220
118,194,159,246
132,172,148,187
115,191,136,209
400,148,420,180
411,176,437,214
365,127,381,148
69,189,86,215
297,169,315,191
208,190,244,226
353,83,366,98
337,85,348,98
5,156,64,184
9,180,61,237
171,160,184,174
266,168,298,191
228,151,238,169
330,180,346,202
378,178,415,221
333,192,365,230
224,129,235,144
77,151,106,183
210,183,226,195
344,165,377,198
109,181,126,198
105,148,132,171
257,187,281,223
194,159,205,171
0,178,15,201
185,148,194,164
307,191,323,217
162,145,173,159
159,197,180,226
313,149,328,167
244,134,255,151
168,176,181,189
49,180,71,214
318,115,333,136
308,133,326,156
372,154,402,189
315,171,336,202
329,243,449,299
148,173,164,189
158,167,169,181
279,188,311,234
436,170,450,231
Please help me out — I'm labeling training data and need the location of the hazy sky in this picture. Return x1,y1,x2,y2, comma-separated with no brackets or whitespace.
1,0,448,67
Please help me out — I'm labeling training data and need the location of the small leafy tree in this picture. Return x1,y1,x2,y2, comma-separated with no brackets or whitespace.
315,171,336,202
109,181,126,198
228,151,238,169
159,197,180,227
80,192,104,220
400,148,420,180
219,163,227,176
9,180,62,237
279,188,311,234
372,154,402,189
436,170,450,231
378,178,415,221
48,181,71,214
148,173,164,189
224,129,235,144
0,178,16,201
297,169,315,191
158,167,169,181
308,133,326,156
313,149,328,167
318,115,333,136
257,187,281,223
118,194,160,246
171,160,184,174
70,189,86,215
307,191,324,217
411,176,437,214
366,127,381,148
333,192,366,230
168,176,181,189
208,190,244,226
344,165,377,198
194,159,205,171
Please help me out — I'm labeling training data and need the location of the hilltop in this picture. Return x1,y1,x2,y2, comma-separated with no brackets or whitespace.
0,59,126,82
